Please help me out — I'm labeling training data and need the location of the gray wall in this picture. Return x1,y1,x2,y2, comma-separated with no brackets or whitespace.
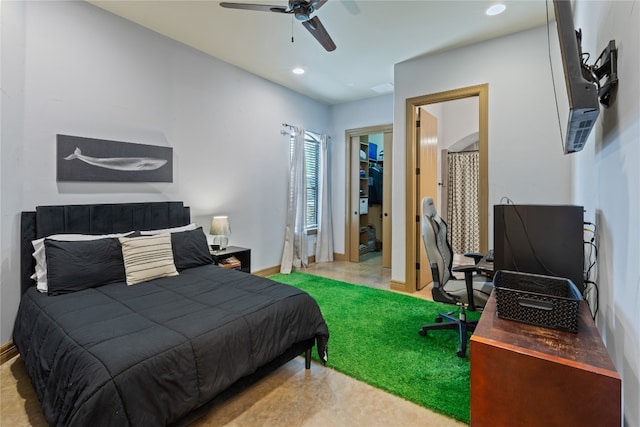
1,0,27,348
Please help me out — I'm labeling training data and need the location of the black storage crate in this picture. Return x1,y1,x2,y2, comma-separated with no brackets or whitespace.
494,270,583,333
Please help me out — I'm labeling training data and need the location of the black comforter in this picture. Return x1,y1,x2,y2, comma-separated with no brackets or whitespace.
13,265,329,426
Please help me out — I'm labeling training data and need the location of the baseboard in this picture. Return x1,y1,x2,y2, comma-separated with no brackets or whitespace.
0,341,18,365
252,265,281,277
390,280,411,293
252,252,346,277
332,252,347,261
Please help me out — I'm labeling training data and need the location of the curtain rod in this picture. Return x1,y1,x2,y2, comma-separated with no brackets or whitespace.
281,123,296,136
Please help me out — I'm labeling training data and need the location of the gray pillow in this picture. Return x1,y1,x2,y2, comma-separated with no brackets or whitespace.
171,227,213,270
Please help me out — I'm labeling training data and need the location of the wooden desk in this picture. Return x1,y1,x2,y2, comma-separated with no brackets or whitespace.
470,292,620,426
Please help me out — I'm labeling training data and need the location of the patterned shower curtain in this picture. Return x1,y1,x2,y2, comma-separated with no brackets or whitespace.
447,151,479,254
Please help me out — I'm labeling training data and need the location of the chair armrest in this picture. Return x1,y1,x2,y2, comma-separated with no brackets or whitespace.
453,264,480,273
463,252,485,264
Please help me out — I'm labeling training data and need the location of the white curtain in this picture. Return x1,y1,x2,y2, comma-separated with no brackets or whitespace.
315,134,334,262
280,127,308,273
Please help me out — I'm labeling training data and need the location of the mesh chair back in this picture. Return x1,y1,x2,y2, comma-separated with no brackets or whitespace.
421,197,454,287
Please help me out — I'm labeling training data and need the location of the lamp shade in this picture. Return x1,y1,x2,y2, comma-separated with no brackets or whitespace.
210,216,230,236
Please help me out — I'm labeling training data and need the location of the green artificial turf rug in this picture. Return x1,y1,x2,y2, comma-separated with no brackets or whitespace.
269,271,480,425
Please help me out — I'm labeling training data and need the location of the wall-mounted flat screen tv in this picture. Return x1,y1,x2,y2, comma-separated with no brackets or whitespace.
553,0,600,154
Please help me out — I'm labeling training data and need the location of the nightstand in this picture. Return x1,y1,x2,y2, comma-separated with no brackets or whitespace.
210,246,251,273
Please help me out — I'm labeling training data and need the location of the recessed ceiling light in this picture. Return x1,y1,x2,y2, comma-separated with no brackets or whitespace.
371,82,394,94
292,67,305,75
486,4,506,16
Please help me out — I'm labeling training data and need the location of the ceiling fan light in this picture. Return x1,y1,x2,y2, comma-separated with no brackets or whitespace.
292,67,305,75
485,4,506,16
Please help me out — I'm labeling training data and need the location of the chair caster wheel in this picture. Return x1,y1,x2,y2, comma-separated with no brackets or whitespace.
419,329,426,336
456,349,466,358
435,317,443,323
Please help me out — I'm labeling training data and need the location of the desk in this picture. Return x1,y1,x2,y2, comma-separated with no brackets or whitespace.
470,292,620,426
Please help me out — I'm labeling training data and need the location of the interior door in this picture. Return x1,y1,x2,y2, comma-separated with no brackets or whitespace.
417,108,438,290
381,130,392,268
349,135,362,262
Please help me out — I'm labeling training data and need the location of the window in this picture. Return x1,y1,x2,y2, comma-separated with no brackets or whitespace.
290,131,320,230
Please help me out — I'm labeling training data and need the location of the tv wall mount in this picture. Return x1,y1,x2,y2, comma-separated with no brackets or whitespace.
578,31,618,107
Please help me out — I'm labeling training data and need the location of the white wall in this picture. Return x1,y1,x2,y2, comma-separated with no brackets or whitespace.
573,1,639,424
422,98,478,210
393,25,574,283
423,97,479,151
0,0,330,342
441,97,479,151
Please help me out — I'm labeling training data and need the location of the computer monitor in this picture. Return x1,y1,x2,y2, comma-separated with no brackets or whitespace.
494,204,585,294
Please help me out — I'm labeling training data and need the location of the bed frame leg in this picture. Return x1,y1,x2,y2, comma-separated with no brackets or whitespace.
304,348,311,369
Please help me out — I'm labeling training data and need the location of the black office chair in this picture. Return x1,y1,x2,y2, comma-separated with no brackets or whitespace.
419,197,493,357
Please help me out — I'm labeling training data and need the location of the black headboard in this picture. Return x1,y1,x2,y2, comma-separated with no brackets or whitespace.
20,201,191,295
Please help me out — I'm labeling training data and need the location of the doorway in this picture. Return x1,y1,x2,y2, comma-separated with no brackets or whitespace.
405,84,489,292
346,124,392,268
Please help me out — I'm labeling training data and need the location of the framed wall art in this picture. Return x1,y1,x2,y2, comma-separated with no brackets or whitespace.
56,135,173,182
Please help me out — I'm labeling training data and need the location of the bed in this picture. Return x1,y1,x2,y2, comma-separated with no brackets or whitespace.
13,201,329,427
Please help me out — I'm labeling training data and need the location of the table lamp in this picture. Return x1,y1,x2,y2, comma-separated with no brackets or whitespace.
210,216,230,250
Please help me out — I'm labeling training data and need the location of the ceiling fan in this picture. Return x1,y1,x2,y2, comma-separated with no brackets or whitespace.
219,0,336,52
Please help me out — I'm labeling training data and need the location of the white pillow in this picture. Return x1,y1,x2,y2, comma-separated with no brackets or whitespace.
139,223,198,235
119,234,179,285
31,231,135,293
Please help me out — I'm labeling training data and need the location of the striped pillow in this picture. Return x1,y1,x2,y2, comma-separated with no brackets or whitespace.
119,234,178,286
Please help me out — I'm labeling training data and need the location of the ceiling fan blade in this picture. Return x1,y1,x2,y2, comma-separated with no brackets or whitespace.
219,2,288,14
301,16,336,52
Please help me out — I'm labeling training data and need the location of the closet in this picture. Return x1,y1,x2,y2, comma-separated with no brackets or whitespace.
358,138,384,256
348,126,391,267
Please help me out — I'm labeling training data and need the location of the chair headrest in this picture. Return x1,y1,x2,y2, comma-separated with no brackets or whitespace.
422,197,437,219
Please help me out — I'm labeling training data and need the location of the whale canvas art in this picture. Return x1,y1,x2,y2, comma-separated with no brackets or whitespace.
57,135,173,182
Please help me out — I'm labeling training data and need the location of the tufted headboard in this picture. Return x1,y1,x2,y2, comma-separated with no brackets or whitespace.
20,201,191,295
